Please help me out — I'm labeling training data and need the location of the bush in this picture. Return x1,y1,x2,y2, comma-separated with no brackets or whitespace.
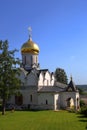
80,100,85,107
80,106,87,117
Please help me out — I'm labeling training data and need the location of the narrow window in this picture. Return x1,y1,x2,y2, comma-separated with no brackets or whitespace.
46,100,48,105
25,56,26,64
36,56,37,63
47,80,49,86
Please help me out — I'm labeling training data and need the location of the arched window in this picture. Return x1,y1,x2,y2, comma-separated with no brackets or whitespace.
15,94,23,105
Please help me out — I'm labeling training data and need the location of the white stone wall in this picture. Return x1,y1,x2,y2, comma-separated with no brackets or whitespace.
18,70,26,85
22,53,32,66
26,72,38,86
20,89,38,105
43,71,51,86
75,92,80,109
32,55,38,64
22,53,38,69
38,93,54,109
38,73,44,86
38,71,53,86
51,80,54,86
54,94,59,110
51,75,55,86
60,92,80,109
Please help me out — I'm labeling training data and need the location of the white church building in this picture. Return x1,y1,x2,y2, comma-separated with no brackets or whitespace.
9,30,80,111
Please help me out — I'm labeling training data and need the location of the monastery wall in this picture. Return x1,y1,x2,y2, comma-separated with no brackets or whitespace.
38,93,54,109
60,92,80,109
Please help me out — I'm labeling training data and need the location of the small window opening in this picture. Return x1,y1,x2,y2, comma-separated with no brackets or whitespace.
46,100,48,105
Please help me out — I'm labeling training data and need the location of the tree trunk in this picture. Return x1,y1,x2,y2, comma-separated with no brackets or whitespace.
2,97,6,115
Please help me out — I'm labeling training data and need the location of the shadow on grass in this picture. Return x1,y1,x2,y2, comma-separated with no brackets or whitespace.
77,115,87,118
77,115,87,121
77,114,87,129
79,119,87,122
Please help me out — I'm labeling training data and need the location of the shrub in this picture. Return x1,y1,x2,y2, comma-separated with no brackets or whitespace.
80,100,85,107
80,106,87,117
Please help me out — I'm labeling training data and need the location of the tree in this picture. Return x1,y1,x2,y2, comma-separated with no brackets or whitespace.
0,40,21,115
55,68,68,84
77,87,83,95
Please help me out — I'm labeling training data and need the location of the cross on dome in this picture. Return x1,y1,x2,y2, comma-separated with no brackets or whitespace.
28,27,32,40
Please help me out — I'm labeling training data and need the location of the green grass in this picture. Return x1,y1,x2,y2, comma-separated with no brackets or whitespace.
0,110,87,130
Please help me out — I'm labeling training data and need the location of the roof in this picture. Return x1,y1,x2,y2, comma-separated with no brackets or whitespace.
38,81,67,93
20,68,51,80
19,67,28,75
36,69,49,77
38,86,65,93
21,85,38,90
66,77,77,92
21,37,40,54
54,82,67,88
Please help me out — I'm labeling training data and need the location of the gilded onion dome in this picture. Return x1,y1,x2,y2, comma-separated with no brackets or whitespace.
21,37,40,54
21,27,40,54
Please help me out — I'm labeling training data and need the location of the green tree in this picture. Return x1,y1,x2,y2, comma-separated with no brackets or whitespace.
77,88,83,95
55,68,68,84
0,40,21,115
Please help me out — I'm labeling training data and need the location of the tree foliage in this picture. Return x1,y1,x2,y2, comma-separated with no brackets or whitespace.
80,106,87,117
55,68,68,84
77,88,83,95
0,40,21,115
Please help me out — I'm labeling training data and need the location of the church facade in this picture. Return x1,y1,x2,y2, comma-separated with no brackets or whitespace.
8,31,80,110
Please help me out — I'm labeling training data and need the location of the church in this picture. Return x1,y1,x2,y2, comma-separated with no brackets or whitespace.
8,29,80,111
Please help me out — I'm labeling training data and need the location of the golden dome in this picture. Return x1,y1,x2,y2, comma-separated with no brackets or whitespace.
21,38,40,54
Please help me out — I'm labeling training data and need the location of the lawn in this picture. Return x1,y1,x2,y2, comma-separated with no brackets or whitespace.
0,110,87,130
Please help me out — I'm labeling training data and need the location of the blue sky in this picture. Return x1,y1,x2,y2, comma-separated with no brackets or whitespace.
0,0,87,84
